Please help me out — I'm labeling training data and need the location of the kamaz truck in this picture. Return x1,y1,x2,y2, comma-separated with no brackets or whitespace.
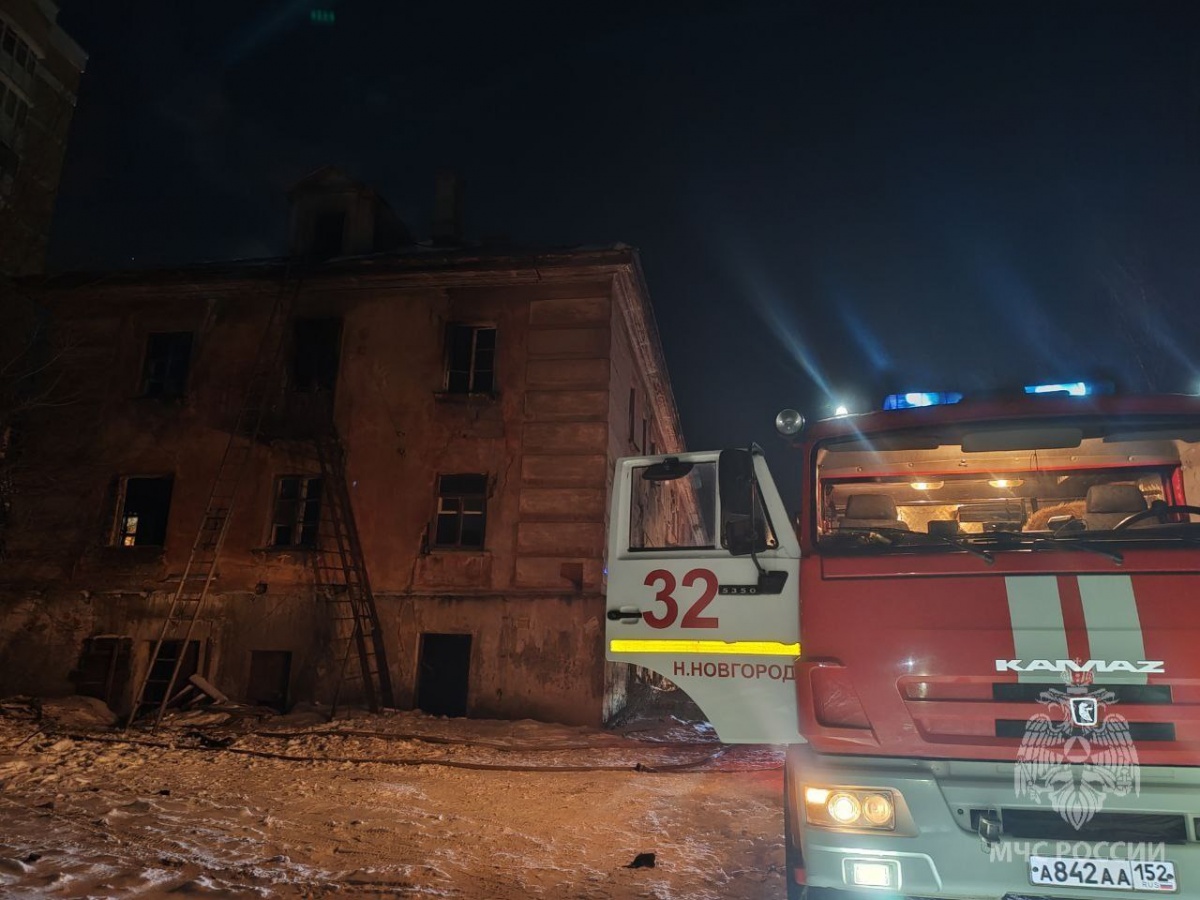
605,385,1200,899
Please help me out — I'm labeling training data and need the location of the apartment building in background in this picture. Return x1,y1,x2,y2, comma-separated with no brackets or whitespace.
0,0,86,276
0,169,684,726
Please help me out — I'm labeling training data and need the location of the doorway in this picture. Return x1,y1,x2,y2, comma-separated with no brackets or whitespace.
416,633,472,717
248,650,292,712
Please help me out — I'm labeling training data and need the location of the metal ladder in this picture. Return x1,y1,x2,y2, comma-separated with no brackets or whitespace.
126,271,300,729
310,422,394,715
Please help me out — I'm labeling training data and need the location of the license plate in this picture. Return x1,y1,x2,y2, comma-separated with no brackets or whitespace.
1029,856,1177,892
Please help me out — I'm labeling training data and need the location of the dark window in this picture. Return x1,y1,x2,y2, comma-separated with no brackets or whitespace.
140,332,193,397
1,30,14,56
291,318,342,393
445,325,496,394
270,476,323,548
0,139,17,183
434,474,487,549
117,477,173,547
642,419,648,454
310,210,346,259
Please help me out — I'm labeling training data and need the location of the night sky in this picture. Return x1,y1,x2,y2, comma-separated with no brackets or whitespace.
50,1,1200,478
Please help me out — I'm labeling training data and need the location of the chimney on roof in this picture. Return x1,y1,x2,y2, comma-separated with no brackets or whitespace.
431,171,463,246
288,166,412,259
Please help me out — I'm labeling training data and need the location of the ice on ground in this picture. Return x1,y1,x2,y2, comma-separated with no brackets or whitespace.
0,700,786,898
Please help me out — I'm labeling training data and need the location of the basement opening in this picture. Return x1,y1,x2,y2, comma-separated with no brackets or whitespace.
141,639,200,709
73,635,131,710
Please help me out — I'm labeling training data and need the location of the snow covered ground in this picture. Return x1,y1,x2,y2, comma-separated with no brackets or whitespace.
0,698,787,898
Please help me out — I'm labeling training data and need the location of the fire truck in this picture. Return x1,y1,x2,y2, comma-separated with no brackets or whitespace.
605,385,1200,899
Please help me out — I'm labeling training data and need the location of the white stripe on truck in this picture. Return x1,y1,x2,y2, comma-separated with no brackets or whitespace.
1078,575,1148,685
1005,576,1068,684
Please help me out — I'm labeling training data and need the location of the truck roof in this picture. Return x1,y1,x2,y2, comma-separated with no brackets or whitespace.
804,392,1200,442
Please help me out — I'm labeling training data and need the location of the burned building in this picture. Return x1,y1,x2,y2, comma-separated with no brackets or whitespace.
0,169,684,726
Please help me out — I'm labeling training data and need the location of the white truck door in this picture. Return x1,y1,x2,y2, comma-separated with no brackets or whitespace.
605,448,802,743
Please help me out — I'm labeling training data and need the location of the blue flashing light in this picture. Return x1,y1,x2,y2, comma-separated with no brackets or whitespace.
882,391,964,410
1024,381,1094,397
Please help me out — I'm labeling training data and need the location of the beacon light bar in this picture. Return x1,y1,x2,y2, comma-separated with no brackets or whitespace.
882,391,964,410
1024,381,1090,396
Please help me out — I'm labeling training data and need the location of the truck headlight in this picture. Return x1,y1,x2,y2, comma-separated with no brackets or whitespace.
805,786,896,831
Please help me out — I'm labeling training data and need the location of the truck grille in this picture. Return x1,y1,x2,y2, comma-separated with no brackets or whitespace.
976,809,1189,844
995,720,1177,742
991,683,1173,705
899,676,1196,753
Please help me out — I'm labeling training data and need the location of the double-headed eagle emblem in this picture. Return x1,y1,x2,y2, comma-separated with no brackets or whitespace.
1014,679,1141,830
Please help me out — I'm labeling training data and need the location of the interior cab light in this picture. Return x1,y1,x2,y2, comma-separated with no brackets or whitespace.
988,478,1023,488
910,481,944,491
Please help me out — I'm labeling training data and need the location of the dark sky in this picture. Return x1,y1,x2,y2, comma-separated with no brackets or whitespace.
50,1,1200,474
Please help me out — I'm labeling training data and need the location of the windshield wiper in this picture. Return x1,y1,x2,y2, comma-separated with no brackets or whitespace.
836,526,994,563
974,530,1124,565
1042,533,1124,565
922,532,994,563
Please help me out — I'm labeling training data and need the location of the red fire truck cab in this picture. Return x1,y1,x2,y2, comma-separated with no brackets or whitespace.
605,388,1200,899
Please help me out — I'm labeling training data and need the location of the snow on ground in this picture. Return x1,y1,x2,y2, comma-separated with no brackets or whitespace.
0,698,787,898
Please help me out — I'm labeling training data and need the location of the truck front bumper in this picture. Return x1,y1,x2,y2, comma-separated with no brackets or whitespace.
788,744,1200,900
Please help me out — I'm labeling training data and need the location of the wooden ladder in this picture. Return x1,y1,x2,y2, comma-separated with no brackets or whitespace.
126,271,300,729
310,421,394,716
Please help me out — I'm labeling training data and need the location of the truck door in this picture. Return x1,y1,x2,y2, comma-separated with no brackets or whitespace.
605,448,802,743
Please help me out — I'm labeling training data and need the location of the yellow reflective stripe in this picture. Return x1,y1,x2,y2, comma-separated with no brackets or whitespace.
610,639,801,656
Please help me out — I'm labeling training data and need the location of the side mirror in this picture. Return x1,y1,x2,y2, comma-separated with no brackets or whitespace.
718,449,754,516
719,449,767,556
641,457,693,482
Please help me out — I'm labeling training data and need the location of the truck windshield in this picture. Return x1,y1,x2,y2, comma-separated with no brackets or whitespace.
815,417,1200,553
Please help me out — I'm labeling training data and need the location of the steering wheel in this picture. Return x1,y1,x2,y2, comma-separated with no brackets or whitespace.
1113,501,1200,530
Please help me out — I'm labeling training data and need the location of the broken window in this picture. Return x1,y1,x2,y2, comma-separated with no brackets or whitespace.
291,318,342,393
140,331,194,397
445,325,496,394
116,476,173,547
270,476,323,548
433,474,487,549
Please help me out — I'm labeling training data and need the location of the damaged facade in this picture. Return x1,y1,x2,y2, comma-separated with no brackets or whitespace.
0,169,684,726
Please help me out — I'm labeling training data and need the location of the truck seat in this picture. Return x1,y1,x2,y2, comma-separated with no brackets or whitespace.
1084,484,1148,530
839,494,909,531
